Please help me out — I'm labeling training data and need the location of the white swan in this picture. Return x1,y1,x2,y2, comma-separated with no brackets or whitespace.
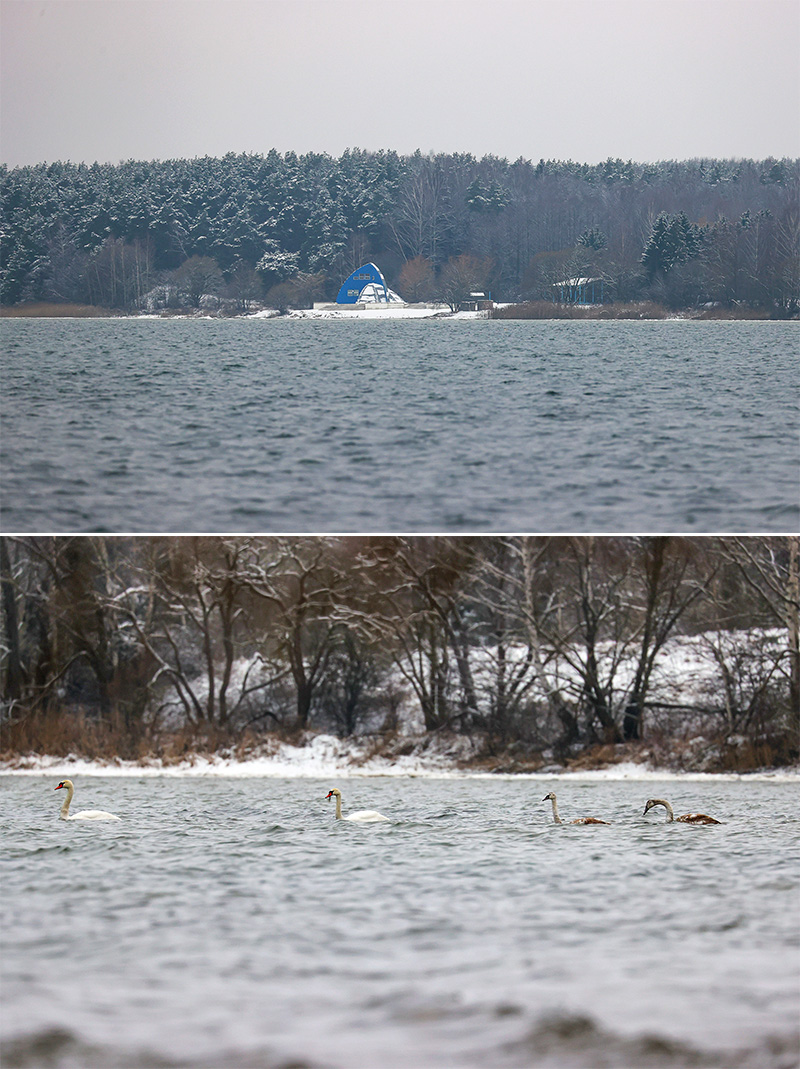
643,798,720,825
543,791,609,825
326,788,389,823
55,779,120,821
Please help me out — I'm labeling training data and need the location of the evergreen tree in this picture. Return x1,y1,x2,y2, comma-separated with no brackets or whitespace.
641,212,703,280
1,152,797,310
577,226,607,251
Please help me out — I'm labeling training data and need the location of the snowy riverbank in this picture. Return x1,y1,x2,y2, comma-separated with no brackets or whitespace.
3,300,787,320
3,627,796,782
284,304,486,320
2,733,797,781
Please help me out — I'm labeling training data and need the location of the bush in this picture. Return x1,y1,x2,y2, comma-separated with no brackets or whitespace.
0,705,149,762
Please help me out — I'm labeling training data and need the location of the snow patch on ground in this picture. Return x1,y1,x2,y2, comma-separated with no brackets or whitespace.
152,627,785,736
4,627,795,782
283,305,486,320
2,734,797,782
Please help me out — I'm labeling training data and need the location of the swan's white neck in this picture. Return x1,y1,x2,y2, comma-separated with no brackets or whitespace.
549,796,563,824
652,799,675,821
59,782,74,819
333,793,343,820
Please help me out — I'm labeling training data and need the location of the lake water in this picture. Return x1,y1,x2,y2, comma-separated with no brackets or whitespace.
1,318,797,533
1,774,798,1068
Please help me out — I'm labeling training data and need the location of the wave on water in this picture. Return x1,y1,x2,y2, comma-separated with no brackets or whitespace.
3,1016,797,1069
4,319,798,533
1,733,797,781
0,1026,323,1069
492,1012,800,1069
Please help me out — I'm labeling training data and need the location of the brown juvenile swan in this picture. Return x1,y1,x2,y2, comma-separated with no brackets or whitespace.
643,798,720,825
543,791,609,825
54,779,120,821
325,788,389,823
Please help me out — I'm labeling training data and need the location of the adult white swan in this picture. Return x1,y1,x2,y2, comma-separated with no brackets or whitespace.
55,779,120,821
543,791,609,825
643,798,720,824
325,788,389,823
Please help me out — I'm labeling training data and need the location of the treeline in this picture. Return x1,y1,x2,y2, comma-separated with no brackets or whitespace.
1,536,797,767
1,152,798,314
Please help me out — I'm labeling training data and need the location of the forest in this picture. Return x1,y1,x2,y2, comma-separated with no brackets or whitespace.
1,536,797,772
1,151,798,314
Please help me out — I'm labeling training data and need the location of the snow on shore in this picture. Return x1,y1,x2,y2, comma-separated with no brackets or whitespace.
1,734,796,782
3,627,796,782
284,305,486,320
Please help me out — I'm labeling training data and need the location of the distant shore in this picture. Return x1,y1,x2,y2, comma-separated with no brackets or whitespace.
1,300,795,321
2,733,797,779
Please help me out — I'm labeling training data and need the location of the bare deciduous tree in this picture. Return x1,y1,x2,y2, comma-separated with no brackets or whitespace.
716,536,800,736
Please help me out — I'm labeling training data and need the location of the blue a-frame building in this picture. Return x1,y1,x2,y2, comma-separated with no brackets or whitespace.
336,263,400,304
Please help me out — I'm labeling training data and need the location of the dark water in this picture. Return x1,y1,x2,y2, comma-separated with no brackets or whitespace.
1,317,797,532
1,775,798,1068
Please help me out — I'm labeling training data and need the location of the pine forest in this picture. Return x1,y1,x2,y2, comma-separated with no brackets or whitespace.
1,151,798,315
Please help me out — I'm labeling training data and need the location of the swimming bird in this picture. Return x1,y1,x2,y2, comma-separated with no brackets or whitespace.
54,779,120,821
325,788,389,823
543,791,609,825
643,798,720,825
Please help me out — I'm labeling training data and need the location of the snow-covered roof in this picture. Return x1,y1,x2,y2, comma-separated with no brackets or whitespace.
554,277,602,287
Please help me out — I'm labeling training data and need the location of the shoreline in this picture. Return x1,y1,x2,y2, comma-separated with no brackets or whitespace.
3,760,796,781
3,734,797,781
2,301,795,321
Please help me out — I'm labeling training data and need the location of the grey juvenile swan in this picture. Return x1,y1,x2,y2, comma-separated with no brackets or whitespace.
55,779,120,821
326,788,389,823
643,798,720,825
543,791,609,825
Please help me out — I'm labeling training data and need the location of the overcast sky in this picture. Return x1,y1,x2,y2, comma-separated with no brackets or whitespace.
1,0,798,167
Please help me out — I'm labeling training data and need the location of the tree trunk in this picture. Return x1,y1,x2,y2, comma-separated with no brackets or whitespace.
296,679,313,730
0,537,23,702
622,698,641,741
789,537,800,737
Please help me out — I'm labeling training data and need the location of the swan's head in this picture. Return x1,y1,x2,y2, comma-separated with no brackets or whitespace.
55,780,73,791
543,791,556,801
643,798,660,815
326,789,341,801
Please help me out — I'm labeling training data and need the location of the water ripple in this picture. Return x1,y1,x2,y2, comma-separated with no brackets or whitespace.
1,318,798,532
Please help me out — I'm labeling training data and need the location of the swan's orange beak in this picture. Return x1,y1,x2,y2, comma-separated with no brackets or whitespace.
55,783,64,790
325,791,333,800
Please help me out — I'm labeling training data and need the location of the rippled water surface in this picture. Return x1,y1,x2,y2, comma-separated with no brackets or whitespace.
1,775,798,1068
2,318,797,532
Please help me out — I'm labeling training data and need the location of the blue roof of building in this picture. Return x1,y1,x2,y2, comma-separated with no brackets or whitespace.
336,263,390,304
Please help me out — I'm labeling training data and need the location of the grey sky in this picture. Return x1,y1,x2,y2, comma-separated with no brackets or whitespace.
1,0,797,167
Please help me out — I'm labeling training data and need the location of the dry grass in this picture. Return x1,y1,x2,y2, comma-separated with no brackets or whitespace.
492,301,580,320
0,302,117,318
714,733,798,772
691,305,772,320
596,302,671,319
493,301,671,320
2,708,794,773
565,742,643,769
493,301,787,321
0,708,291,767
1,707,149,762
